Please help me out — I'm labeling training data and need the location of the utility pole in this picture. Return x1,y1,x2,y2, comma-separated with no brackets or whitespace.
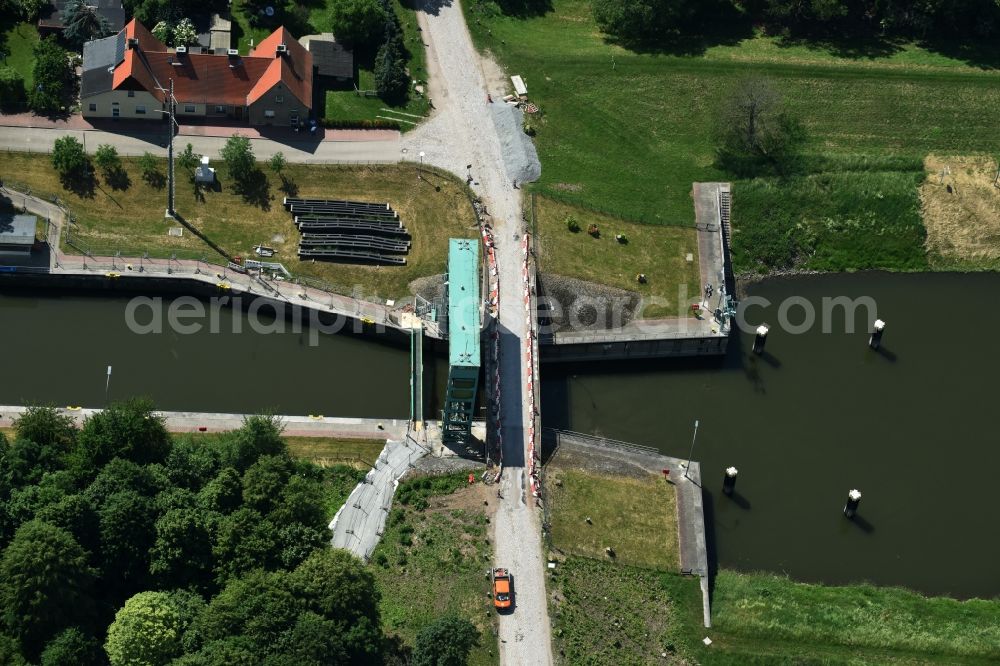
684,419,699,480
166,79,176,219
105,365,112,404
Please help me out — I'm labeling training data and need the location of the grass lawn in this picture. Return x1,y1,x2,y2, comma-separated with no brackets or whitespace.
0,152,477,300
534,195,700,318
230,0,271,55
369,471,498,666
709,571,1000,664
545,465,678,571
548,557,705,665
281,435,385,465
317,0,430,125
463,0,1000,272
0,22,40,90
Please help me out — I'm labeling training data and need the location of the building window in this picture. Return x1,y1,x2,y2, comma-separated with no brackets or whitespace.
128,90,135,98
112,105,119,118
184,104,195,113
135,105,146,114
275,95,283,103
215,105,225,113
264,110,275,118
88,103,96,112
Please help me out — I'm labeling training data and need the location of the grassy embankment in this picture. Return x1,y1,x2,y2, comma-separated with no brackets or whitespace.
368,471,498,666
533,195,700,318
542,447,1000,664
464,0,1000,276
0,153,476,299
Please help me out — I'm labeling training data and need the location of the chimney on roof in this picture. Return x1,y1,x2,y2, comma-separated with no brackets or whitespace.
127,37,138,49
276,43,287,55
175,45,187,55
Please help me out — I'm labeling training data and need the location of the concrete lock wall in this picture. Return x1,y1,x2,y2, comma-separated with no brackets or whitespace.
540,335,729,363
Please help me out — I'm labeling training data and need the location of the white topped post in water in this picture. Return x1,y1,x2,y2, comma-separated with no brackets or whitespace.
752,325,769,355
843,489,862,519
722,466,738,496
869,319,886,350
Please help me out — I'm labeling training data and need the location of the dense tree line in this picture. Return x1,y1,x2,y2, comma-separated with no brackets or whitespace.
0,403,380,665
592,0,1000,44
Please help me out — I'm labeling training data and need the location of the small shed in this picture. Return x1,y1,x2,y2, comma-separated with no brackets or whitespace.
0,214,37,256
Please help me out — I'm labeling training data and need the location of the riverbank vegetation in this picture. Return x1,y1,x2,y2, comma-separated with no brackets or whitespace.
464,0,1000,277
533,195,699,318
541,452,1000,664
0,152,476,299
369,471,498,665
0,404,386,663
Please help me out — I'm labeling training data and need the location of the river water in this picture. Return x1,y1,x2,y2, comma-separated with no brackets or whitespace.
0,288,445,418
541,272,1000,599
3,274,998,598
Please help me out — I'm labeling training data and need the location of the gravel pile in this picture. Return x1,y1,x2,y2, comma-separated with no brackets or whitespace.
491,104,542,185
538,273,641,333
409,273,447,303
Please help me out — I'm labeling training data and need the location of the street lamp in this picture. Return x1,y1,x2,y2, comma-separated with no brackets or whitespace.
684,419,699,480
153,79,178,219
418,151,425,180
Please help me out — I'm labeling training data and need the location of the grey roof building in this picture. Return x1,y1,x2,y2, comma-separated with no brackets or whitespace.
38,0,126,35
300,34,353,80
81,31,124,99
0,214,38,255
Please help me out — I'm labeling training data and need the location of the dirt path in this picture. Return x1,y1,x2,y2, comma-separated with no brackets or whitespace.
404,1,553,664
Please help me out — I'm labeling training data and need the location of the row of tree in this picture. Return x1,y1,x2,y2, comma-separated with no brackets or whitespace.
329,0,411,103
591,0,1000,44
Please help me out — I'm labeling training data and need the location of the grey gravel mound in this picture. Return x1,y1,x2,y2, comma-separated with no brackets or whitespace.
490,104,542,184
538,273,641,333
409,273,447,302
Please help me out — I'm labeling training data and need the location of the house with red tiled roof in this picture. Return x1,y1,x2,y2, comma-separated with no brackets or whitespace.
81,19,312,127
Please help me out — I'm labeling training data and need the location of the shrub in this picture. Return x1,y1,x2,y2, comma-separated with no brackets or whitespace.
0,66,27,111
320,118,402,130
566,215,580,233
523,122,536,137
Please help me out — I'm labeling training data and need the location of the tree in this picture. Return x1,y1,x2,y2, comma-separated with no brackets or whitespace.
173,18,197,46
211,508,278,584
268,152,286,175
329,0,387,46
178,143,200,173
15,0,47,21
715,77,804,176
289,549,382,663
13,406,76,452
221,414,287,472
0,67,26,111
241,454,294,514
166,437,221,490
35,494,101,559
51,136,90,186
63,0,112,49
94,143,122,178
0,521,95,657
151,20,171,43
220,134,255,184
139,151,164,187
40,627,104,666
149,508,216,589
374,37,409,104
591,0,696,43
411,615,479,666
84,458,168,508
97,490,157,597
2,436,66,487
196,467,243,514
72,399,171,479
105,590,203,666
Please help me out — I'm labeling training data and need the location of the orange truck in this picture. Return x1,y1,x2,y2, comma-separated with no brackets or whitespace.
492,567,512,611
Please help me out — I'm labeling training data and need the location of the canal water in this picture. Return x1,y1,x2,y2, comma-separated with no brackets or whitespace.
3,274,999,598
0,288,446,418
541,272,1000,600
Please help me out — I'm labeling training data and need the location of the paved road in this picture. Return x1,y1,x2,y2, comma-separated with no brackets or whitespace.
406,1,553,663
0,126,400,163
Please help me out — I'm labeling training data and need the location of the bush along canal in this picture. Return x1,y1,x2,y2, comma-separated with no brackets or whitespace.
541,271,1000,599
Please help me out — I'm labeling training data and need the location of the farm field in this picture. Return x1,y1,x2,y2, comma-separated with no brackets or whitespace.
463,0,1000,274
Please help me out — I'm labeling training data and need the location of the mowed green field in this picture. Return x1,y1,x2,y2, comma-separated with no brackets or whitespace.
464,0,1000,272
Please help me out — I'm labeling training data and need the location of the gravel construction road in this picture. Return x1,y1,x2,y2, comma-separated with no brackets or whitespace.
403,1,553,664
